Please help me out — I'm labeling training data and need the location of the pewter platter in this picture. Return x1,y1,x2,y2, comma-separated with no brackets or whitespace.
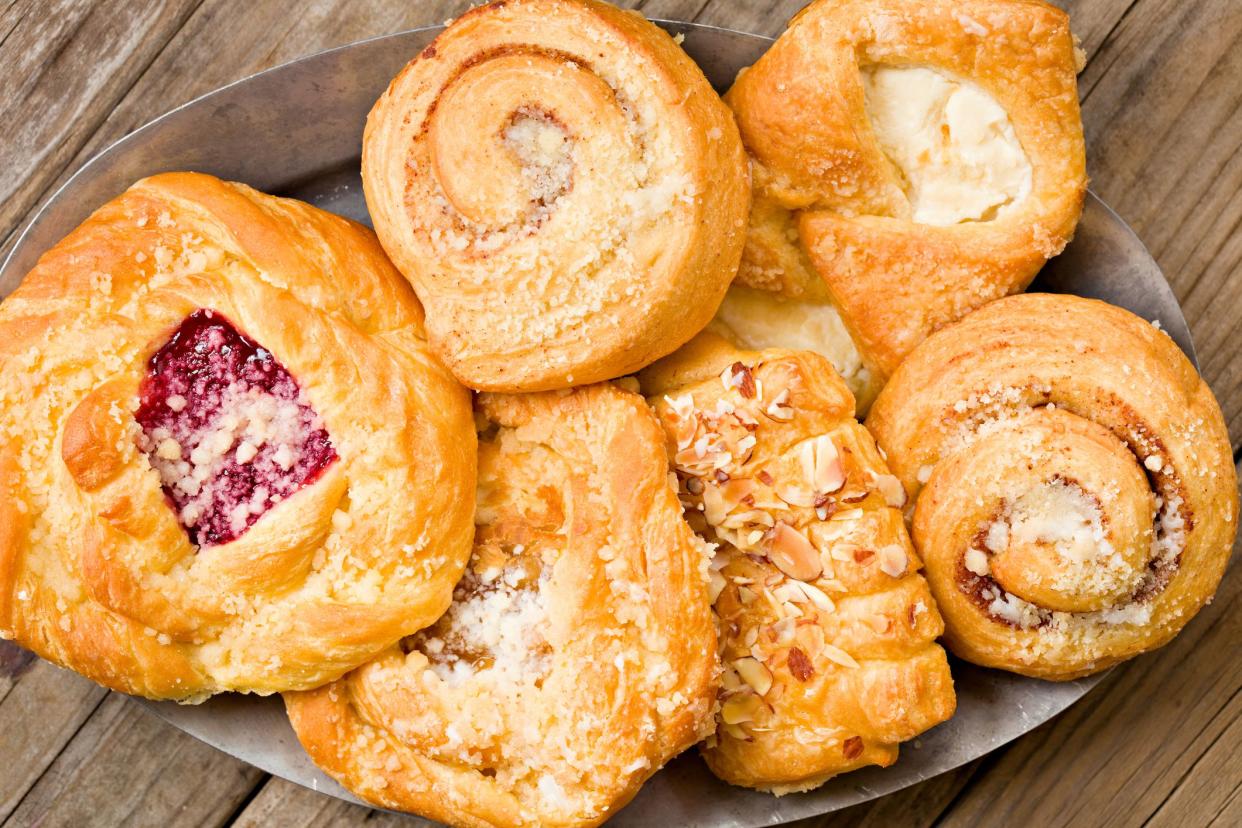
0,21,1195,828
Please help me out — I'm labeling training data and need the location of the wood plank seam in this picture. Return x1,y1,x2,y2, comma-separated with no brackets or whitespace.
1138,686,1242,827
0,691,108,825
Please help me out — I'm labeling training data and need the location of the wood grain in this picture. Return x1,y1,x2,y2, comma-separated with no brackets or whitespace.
0,0,203,248
0,0,1237,826
2,695,262,828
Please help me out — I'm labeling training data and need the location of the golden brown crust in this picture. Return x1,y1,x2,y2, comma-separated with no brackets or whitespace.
866,294,1238,680
726,0,1087,381
0,172,477,699
641,334,955,793
362,0,750,392
286,383,717,828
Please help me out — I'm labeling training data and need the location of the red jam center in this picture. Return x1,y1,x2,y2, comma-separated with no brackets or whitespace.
135,309,337,547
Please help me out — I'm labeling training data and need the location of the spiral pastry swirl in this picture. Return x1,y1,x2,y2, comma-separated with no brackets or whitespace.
363,0,750,392
867,294,1237,680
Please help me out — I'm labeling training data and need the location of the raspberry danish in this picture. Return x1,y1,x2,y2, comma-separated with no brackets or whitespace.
0,173,476,700
642,334,955,793
362,0,750,392
286,384,717,827
724,0,1086,402
867,294,1237,680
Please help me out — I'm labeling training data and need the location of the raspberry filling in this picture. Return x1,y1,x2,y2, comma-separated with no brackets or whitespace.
135,309,337,547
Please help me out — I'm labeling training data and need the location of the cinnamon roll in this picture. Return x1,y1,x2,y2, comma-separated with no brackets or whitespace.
725,0,1087,390
363,0,750,392
285,384,717,827
867,294,1237,680
642,334,955,793
0,173,476,699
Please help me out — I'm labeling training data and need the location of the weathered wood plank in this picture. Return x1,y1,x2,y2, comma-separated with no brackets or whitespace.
1073,0,1242,443
0,0,203,248
1,695,263,828
1145,696,1242,828
231,776,407,828
0,663,106,823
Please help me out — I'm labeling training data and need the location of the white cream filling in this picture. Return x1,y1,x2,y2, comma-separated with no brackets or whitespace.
709,285,870,399
862,65,1032,225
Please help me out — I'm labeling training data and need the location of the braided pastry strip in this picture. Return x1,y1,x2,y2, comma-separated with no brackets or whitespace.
363,0,750,392
643,335,955,793
867,294,1237,680
724,0,1086,391
286,384,717,827
0,173,476,699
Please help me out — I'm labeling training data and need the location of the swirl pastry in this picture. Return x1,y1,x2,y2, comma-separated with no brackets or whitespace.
0,173,476,700
285,384,717,827
724,0,1087,392
642,335,955,793
867,294,1237,680
363,0,751,392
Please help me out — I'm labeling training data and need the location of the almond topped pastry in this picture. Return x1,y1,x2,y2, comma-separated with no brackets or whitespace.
642,334,955,793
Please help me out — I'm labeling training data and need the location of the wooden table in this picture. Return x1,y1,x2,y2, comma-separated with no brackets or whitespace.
1,1,1238,825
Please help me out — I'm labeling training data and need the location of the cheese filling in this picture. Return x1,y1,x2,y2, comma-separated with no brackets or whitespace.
862,65,1032,225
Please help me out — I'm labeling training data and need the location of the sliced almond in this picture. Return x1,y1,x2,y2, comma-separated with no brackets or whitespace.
733,657,774,696
721,692,764,725
767,522,824,582
813,436,846,493
709,568,727,603
878,545,908,578
874,473,907,508
722,723,752,742
866,613,891,634
702,484,726,526
764,388,794,421
737,586,757,605
797,581,836,612
775,483,816,508
822,644,860,669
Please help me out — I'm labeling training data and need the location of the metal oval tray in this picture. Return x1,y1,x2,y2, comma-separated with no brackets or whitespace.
0,20,1195,828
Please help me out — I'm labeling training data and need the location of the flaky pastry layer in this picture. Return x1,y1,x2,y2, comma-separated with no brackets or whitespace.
286,384,717,827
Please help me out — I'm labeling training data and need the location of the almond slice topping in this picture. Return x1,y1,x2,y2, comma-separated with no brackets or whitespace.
734,657,773,696
822,644,860,669
767,522,823,581
721,692,764,725
874,473,907,508
878,545,909,578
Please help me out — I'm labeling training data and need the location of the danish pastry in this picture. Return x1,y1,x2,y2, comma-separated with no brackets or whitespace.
867,294,1237,680
642,335,955,793
285,384,718,827
725,0,1087,389
0,172,476,700
363,0,751,392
